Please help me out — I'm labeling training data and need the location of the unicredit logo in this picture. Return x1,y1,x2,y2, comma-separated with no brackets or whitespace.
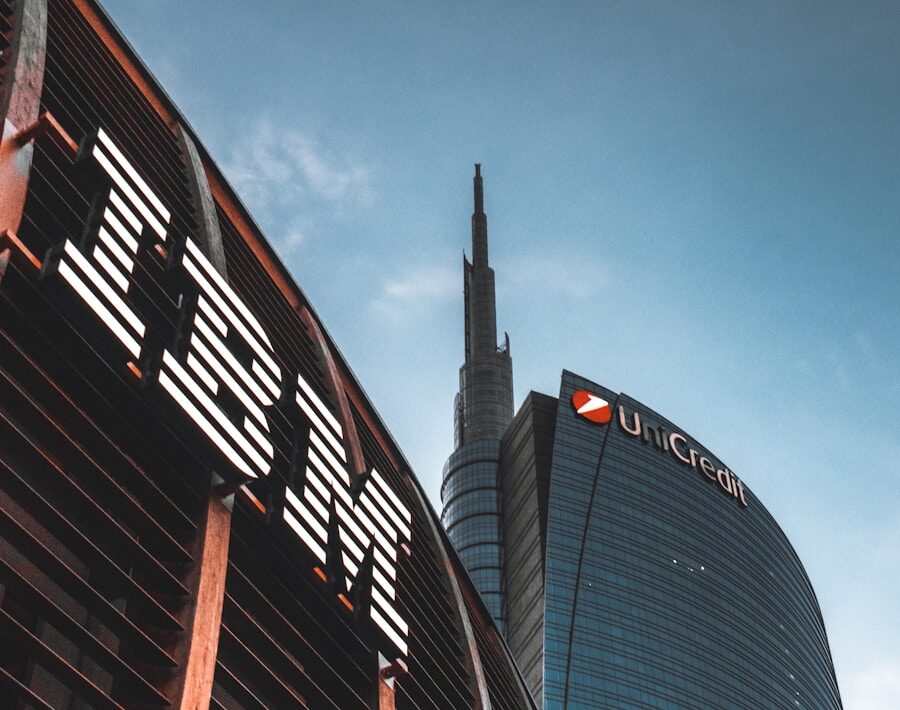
572,390,613,424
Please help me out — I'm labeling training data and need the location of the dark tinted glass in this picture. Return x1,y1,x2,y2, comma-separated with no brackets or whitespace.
544,372,841,709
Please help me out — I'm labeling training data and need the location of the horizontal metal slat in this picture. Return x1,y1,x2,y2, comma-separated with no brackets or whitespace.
218,623,308,708
0,294,197,539
0,504,177,669
0,449,188,626
227,528,372,681
213,660,268,710
0,371,192,596
0,607,124,710
0,556,171,707
43,7,194,220
224,554,370,710
0,354,193,562
223,592,308,681
0,665,56,710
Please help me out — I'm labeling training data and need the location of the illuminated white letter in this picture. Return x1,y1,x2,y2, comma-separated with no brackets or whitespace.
50,128,169,359
159,238,281,479
284,373,412,656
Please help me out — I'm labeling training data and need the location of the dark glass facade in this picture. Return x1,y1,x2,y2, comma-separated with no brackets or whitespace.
543,371,842,709
444,364,842,708
497,393,557,705
442,440,505,628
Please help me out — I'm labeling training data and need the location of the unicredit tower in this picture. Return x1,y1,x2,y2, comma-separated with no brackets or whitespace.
441,169,843,708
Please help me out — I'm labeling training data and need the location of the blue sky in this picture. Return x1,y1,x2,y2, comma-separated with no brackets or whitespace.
103,1,899,706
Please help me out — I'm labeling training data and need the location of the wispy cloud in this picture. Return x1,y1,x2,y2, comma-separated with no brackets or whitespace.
830,515,900,710
220,118,372,252
283,134,372,204
504,250,611,299
826,350,854,391
371,265,458,324
278,216,311,254
384,270,458,300
843,660,900,709
369,249,609,326
818,329,892,394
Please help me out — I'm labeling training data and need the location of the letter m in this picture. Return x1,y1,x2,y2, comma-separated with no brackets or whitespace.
282,373,412,657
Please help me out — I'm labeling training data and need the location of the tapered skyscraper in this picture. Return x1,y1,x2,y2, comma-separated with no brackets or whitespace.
442,165,514,627
441,169,842,709
456,164,514,446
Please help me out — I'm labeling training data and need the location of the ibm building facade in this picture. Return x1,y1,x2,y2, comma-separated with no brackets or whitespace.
0,1,534,708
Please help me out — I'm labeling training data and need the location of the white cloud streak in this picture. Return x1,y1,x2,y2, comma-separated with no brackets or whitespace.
221,118,372,251
843,660,900,710
371,265,458,324
283,134,372,204
504,250,610,299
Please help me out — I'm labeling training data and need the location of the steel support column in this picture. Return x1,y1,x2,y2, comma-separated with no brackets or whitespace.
172,126,233,710
0,0,46,236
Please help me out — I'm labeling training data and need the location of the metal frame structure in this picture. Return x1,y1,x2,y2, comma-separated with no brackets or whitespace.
0,2,536,708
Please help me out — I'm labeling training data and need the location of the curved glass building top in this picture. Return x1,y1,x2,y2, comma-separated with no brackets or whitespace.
544,371,842,709
442,439,505,629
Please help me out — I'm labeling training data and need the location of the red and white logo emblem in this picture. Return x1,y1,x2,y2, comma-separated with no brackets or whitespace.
572,390,612,425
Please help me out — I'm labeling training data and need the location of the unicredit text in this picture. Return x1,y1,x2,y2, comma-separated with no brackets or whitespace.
617,406,748,507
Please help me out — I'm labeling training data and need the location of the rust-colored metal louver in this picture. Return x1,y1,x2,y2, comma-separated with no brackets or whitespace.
0,1,537,708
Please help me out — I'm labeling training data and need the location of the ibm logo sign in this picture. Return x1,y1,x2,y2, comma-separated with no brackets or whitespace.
38,127,412,657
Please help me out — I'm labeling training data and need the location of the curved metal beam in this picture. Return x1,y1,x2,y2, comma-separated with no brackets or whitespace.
298,306,367,477
406,479,492,710
172,125,233,710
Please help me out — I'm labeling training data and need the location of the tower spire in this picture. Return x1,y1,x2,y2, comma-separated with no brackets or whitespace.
474,163,484,214
454,164,514,446
472,164,488,267
444,164,515,631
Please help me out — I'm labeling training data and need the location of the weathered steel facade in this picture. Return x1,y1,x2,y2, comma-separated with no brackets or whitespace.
0,2,535,708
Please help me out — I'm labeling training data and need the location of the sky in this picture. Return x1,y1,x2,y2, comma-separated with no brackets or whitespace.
101,1,899,706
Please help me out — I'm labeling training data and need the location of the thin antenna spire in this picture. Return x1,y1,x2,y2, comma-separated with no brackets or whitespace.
472,164,488,266
455,162,512,443
474,163,484,215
